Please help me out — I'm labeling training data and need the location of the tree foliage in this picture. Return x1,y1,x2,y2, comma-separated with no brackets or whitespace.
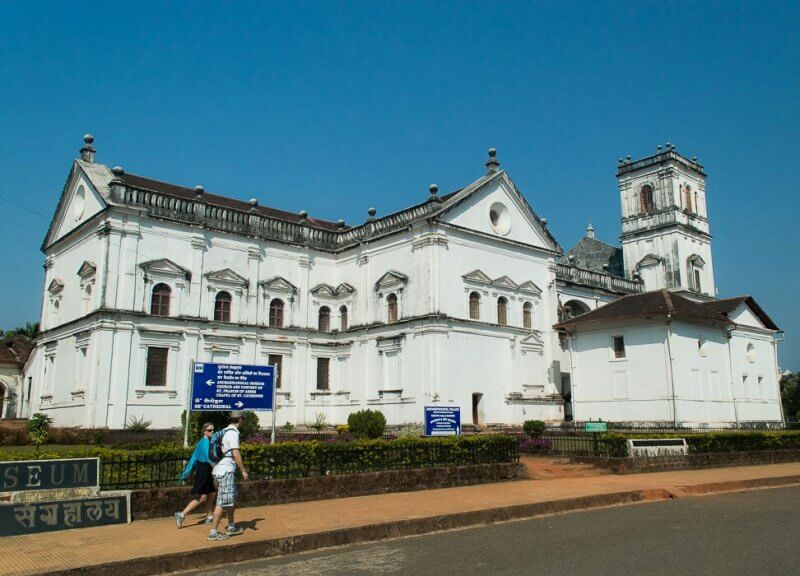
780,372,800,423
0,322,39,339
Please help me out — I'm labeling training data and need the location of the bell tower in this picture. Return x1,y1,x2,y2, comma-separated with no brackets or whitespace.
617,144,715,296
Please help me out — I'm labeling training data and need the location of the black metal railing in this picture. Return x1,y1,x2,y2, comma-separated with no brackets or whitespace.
99,437,519,490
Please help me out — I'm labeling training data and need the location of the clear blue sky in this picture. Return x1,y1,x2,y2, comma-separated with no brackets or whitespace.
1,1,798,369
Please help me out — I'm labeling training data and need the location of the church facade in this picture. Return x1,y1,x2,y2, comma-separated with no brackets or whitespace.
21,137,783,429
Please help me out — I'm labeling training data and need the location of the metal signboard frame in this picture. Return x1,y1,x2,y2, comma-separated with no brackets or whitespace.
424,406,461,436
184,361,279,447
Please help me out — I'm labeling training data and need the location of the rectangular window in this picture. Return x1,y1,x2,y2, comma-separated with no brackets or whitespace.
758,376,765,400
268,354,283,388
316,357,330,391
145,347,169,387
27,377,32,403
612,336,626,359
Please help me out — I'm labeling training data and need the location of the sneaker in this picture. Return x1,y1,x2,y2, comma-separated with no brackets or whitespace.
204,516,214,525
207,531,230,542
226,525,244,536
174,512,184,529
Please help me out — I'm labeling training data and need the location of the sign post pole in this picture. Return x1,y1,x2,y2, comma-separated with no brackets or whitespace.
270,365,279,445
183,360,195,449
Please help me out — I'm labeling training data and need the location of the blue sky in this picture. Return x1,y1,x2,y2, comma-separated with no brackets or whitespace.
1,1,798,369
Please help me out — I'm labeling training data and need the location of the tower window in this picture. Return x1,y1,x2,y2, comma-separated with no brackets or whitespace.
145,347,168,387
497,297,508,326
640,185,654,214
613,336,626,359
339,305,348,331
150,283,171,316
694,269,702,293
523,301,533,329
268,354,283,388
214,291,232,322
316,357,330,390
269,298,284,327
387,293,398,324
684,185,693,213
469,292,480,320
318,306,331,331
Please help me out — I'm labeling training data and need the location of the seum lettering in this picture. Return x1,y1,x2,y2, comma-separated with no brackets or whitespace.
0,459,99,492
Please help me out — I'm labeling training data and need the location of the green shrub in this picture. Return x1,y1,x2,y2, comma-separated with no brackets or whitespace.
238,411,261,440
27,413,52,455
523,420,547,439
312,412,327,431
126,415,152,432
347,410,387,439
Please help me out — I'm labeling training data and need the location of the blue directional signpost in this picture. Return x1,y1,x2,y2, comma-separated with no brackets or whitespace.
191,363,274,411
186,362,277,445
424,406,461,436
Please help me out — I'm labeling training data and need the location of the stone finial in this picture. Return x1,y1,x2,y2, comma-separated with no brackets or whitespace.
299,210,308,221
249,198,259,212
692,156,698,162
428,183,439,202
568,254,575,263
111,166,124,177
618,157,623,164
80,134,96,163
586,221,595,239
666,142,672,150
337,219,346,229
485,148,500,174
602,263,609,272
657,144,662,152
194,185,205,198
368,207,377,220
541,217,548,226
626,155,632,162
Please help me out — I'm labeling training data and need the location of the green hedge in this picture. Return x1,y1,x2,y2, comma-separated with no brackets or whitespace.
611,431,800,454
0,435,519,489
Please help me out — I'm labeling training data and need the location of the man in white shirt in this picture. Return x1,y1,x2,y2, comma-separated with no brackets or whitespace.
208,411,249,541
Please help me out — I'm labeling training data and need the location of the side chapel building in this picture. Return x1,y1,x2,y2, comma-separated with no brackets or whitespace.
21,137,784,429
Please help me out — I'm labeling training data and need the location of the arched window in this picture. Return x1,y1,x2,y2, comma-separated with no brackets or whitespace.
269,298,284,328
469,292,480,320
640,185,654,213
522,302,533,329
497,297,508,326
684,185,693,213
387,293,398,324
150,283,171,316
339,305,348,331
214,291,232,322
746,342,757,363
52,299,60,324
562,300,590,320
318,306,331,331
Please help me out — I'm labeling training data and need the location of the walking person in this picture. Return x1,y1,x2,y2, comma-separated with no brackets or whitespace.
175,422,217,528
208,411,249,541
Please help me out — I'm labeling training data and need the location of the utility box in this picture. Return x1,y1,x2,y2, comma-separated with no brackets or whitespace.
626,438,689,458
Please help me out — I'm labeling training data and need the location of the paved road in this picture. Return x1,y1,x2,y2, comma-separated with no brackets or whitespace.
179,486,800,576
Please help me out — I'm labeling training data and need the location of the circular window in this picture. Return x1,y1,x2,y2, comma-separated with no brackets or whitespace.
73,185,86,219
489,202,511,235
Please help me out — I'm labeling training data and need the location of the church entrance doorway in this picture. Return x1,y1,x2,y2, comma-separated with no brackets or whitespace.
472,393,483,426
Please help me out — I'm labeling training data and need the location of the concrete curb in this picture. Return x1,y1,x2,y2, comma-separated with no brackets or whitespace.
33,475,800,576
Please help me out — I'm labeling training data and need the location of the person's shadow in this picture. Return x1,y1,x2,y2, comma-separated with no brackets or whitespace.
236,518,263,532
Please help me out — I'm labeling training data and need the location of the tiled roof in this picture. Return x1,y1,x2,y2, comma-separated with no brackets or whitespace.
558,236,624,276
554,289,734,330
701,296,779,331
0,336,34,367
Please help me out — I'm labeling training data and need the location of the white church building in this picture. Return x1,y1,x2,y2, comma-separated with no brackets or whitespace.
21,136,784,429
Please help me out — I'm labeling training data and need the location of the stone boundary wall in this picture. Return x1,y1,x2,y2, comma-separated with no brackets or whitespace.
572,449,800,474
131,462,528,520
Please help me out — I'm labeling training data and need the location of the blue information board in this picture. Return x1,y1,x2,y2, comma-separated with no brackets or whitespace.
191,363,274,411
424,406,461,436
